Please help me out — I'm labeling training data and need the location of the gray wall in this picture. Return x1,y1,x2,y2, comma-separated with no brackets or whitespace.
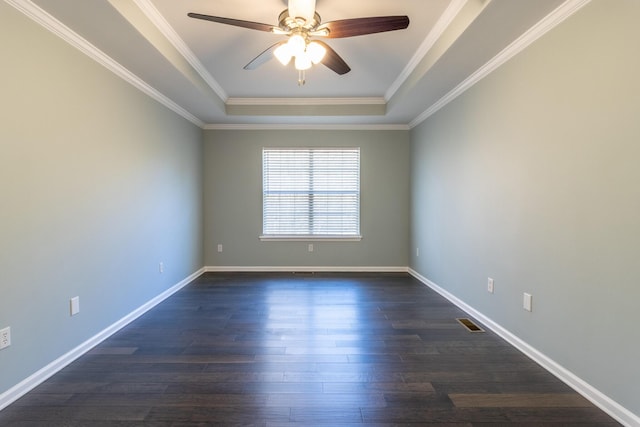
3,0,638,419
203,129,410,268
0,2,203,395
410,0,640,416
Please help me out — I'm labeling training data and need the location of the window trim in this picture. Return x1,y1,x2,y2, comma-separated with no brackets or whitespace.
261,147,361,241
259,235,363,242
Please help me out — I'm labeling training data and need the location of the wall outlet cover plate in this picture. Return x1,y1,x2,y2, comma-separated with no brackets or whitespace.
0,327,11,349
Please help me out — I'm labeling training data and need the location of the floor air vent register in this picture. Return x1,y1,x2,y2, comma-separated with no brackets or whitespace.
456,317,485,332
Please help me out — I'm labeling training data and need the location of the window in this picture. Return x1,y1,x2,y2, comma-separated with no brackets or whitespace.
262,148,361,240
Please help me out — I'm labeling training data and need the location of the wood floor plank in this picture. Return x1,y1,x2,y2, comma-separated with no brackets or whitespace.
289,407,363,423
449,393,593,408
322,381,436,394
0,272,620,426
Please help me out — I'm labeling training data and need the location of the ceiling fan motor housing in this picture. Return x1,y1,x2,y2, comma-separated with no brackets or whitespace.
278,9,322,32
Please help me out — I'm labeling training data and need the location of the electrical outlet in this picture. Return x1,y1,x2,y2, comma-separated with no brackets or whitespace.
159,262,164,274
308,243,314,252
70,296,80,316
217,244,223,253
487,278,494,293
416,247,420,257
0,327,11,350
523,293,533,312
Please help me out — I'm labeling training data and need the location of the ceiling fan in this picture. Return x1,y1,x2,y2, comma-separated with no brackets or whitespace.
188,0,410,85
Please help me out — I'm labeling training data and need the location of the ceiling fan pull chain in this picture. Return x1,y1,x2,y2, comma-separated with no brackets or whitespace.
298,69,306,86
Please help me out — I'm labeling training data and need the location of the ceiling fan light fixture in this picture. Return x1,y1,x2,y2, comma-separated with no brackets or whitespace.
294,52,312,71
307,41,326,64
274,44,293,66
287,34,306,56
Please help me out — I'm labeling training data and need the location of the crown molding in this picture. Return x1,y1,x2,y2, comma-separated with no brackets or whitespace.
409,0,592,129
225,98,386,117
7,0,592,131
386,0,468,102
203,123,410,131
5,0,205,128
132,0,228,102
226,97,386,106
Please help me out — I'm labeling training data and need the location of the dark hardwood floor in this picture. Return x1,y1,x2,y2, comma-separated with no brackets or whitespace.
0,272,619,426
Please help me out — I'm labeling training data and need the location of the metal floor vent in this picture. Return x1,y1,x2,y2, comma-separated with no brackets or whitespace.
456,318,485,332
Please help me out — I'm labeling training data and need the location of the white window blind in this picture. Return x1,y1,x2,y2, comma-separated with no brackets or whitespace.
262,148,360,238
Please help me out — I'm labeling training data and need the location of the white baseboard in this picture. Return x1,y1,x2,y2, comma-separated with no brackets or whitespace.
0,268,205,412
3,267,636,426
204,266,410,273
408,268,639,427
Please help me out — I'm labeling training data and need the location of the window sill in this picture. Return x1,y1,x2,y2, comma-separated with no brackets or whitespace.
259,235,362,242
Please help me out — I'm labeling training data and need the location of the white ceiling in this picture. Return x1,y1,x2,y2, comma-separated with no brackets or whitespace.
13,0,585,128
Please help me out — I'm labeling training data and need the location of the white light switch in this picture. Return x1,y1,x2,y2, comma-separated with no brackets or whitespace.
70,296,80,316
523,293,533,312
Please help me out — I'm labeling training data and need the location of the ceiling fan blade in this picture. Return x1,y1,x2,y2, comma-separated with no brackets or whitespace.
315,41,350,75
317,16,409,38
187,13,278,33
244,42,285,70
